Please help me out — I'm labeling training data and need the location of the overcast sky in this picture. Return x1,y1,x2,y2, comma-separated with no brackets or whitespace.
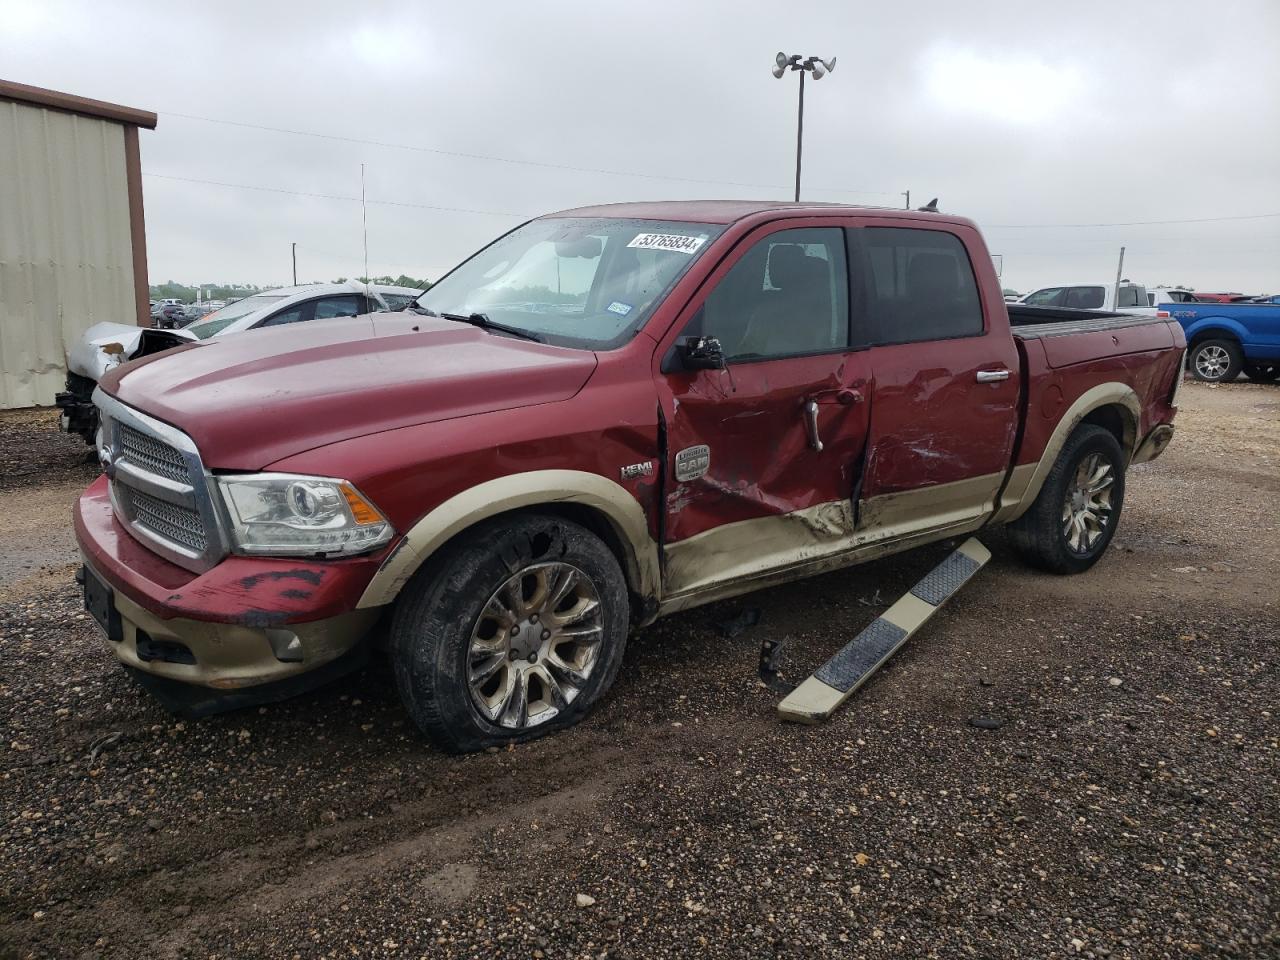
4,0,1278,293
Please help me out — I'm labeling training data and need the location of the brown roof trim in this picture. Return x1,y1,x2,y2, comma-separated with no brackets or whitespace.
0,78,157,129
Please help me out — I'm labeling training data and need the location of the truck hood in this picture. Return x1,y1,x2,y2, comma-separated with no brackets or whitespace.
99,313,598,470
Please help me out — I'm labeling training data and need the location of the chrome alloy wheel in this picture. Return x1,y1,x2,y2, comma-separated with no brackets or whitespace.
1194,344,1231,380
1061,453,1116,555
467,562,604,729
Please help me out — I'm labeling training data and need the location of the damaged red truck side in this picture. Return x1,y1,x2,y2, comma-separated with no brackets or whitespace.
75,201,1185,752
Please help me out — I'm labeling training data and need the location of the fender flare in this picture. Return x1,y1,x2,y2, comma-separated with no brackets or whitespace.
1181,316,1248,346
994,382,1141,524
357,470,660,609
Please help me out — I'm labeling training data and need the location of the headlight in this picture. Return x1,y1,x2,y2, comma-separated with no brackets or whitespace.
217,473,393,558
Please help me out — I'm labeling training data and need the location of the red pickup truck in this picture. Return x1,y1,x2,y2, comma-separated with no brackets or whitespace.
76,201,1185,751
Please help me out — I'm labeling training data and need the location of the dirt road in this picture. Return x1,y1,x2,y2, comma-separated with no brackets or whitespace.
1,382,1276,959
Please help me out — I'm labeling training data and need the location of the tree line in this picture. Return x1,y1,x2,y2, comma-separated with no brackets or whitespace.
150,275,433,303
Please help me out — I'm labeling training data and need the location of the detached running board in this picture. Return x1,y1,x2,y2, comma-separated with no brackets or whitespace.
777,538,990,724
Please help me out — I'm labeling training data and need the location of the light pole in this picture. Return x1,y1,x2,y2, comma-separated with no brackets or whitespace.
772,52,837,202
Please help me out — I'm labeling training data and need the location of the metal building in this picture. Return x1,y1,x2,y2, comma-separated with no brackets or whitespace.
0,80,156,409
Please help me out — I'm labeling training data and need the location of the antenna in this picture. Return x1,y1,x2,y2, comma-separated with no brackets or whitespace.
360,163,369,285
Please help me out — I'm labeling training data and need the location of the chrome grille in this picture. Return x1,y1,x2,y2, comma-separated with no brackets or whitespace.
128,490,208,552
117,423,189,483
94,388,226,573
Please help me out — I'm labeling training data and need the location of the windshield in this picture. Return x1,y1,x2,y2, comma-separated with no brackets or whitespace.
415,217,725,348
186,295,287,339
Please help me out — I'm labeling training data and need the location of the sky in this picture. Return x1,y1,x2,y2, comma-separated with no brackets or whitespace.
3,0,1278,294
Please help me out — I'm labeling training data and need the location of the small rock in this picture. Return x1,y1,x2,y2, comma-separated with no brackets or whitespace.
1108,677,1123,687
969,716,1005,730
575,893,596,908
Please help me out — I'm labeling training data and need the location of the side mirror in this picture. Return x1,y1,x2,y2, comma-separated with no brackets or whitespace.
680,336,726,371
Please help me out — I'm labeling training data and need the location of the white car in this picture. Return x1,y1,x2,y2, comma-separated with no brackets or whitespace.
58,282,424,442
1019,281,1155,315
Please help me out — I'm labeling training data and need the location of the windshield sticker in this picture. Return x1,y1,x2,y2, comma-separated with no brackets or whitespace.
606,301,633,317
627,233,707,255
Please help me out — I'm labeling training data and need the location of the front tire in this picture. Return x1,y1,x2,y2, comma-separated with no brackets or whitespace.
390,514,629,753
1008,425,1126,575
1189,338,1243,382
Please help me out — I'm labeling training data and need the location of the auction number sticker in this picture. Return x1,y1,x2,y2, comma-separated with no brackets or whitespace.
627,233,707,255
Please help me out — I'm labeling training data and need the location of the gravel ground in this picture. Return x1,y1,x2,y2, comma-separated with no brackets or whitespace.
1,382,1277,960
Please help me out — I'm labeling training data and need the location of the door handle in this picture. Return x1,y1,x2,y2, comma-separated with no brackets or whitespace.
976,369,1011,383
803,399,824,452
810,387,864,405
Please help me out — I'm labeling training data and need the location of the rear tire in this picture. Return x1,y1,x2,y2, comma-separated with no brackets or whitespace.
1189,338,1243,382
1243,362,1280,383
1008,425,1126,575
390,513,629,753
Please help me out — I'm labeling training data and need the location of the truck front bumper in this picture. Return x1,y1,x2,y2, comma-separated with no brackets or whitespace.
74,475,384,698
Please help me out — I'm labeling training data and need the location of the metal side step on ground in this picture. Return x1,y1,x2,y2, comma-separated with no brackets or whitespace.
777,538,991,724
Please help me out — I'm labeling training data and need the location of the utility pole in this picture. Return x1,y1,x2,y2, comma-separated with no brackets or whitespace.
902,190,910,210
771,53,836,202
291,242,297,286
1113,246,1126,309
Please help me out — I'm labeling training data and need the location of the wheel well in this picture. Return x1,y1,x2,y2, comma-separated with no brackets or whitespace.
1187,328,1239,348
1080,404,1135,456
414,502,650,620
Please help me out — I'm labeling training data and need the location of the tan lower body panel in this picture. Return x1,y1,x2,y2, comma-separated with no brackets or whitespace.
777,538,991,724
661,473,1003,604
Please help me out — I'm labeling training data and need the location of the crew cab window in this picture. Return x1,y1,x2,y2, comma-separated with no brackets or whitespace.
1024,287,1065,307
863,228,983,342
1065,286,1105,309
692,228,848,362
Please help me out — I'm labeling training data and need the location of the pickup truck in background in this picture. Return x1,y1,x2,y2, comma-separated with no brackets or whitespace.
76,201,1185,752
1161,299,1280,381
1020,280,1154,314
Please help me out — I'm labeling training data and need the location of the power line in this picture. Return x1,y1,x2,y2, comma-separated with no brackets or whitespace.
143,172,526,218
146,171,1280,234
161,110,899,198
986,212,1280,229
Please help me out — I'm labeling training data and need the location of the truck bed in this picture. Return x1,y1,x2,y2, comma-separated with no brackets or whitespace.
1007,304,1161,338
1007,304,1179,370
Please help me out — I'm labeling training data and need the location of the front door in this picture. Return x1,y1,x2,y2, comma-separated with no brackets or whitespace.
654,222,873,599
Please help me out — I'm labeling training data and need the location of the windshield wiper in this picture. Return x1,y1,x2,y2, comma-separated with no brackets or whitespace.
439,311,544,343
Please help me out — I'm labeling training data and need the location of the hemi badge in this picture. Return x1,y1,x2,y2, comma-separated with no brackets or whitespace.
620,461,654,480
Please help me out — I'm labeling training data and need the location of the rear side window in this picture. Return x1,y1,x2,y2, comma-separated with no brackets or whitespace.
1024,287,1064,307
313,295,363,319
1117,285,1145,308
1065,286,1105,309
863,228,984,343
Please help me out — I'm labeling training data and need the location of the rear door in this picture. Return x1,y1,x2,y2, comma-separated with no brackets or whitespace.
855,222,1020,537
655,220,872,598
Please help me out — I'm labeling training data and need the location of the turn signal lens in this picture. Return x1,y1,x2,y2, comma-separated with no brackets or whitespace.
341,483,384,525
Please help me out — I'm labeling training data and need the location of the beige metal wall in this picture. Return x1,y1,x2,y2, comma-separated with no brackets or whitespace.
0,100,137,409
